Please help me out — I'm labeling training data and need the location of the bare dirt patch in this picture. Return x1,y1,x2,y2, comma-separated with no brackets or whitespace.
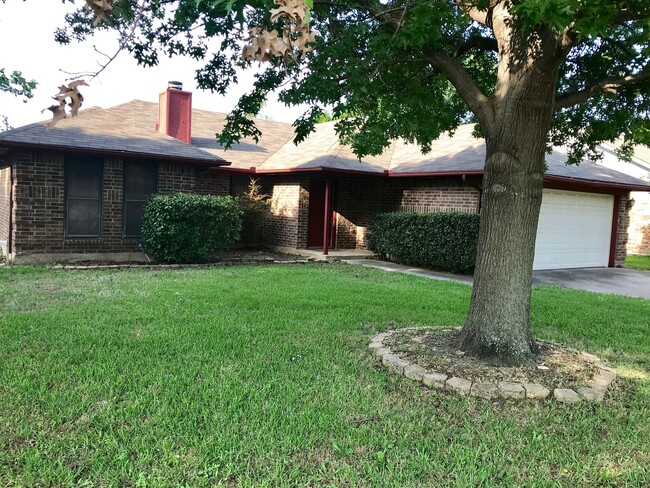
384,327,599,391
207,249,307,263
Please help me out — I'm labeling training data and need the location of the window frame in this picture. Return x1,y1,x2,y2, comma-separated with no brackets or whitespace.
64,156,104,238
122,161,159,238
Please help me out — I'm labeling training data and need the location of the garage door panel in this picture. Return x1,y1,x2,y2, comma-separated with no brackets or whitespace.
533,190,613,270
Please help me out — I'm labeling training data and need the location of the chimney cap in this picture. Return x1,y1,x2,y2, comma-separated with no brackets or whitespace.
168,81,183,90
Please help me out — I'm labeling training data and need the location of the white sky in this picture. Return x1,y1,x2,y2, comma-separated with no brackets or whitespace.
0,0,308,129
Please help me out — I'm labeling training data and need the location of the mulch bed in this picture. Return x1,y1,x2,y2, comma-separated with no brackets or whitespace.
384,327,600,391
47,249,312,269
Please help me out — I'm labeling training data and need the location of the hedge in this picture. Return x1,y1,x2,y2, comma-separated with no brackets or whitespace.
141,193,243,263
367,212,480,273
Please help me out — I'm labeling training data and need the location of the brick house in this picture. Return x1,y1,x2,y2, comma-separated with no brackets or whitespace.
1,84,649,268
593,143,650,256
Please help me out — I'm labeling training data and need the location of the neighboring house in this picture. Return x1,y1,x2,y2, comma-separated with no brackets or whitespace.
1,83,649,269
595,143,650,256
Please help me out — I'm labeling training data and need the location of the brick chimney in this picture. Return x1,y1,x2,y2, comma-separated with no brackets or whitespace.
156,81,192,144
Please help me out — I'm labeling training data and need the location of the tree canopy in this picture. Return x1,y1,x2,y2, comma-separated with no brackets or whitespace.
56,0,649,160
0,68,37,130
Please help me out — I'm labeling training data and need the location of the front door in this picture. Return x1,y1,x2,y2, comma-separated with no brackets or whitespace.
307,179,336,248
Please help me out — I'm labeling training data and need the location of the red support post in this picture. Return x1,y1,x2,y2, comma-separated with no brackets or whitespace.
323,179,331,255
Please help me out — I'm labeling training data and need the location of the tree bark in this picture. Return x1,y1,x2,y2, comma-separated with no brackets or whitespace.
458,11,568,366
458,127,546,365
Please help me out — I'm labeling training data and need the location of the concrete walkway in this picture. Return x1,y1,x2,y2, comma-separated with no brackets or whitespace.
344,259,650,300
344,259,474,285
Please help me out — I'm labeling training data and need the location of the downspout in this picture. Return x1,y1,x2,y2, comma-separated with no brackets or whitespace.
323,178,331,255
8,163,14,258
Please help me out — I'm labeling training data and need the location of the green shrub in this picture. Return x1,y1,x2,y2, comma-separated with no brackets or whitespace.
367,212,480,273
141,193,243,263
235,178,271,246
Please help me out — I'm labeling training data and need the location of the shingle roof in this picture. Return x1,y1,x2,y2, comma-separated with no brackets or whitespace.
189,105,297,169
2,99,648,190
258,122,650,189
0,101,227,165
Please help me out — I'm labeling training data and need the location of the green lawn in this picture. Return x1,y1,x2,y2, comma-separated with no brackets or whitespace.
626,254,650,271
1,264,649,487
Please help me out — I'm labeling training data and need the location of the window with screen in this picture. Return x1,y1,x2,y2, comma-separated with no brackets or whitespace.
123,162,158,237
65,157,103,237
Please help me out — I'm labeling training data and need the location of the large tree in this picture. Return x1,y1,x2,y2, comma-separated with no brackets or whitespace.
0,68,36,130
58,0,650,365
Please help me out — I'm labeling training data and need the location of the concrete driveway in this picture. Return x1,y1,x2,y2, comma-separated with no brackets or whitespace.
532,267,650,299
345,259,650,299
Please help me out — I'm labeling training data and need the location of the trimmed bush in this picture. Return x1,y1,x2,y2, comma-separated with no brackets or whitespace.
141,193,243,263
367,212,480,273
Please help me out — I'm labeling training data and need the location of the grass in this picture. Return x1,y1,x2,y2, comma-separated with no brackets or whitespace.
0,263,649,487
626,254,650,270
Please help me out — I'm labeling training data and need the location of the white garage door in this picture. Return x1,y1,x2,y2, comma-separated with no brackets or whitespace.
533,190,614,270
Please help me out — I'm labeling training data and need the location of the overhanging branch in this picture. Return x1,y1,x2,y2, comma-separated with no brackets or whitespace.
555,69,650,110
424,50,493,126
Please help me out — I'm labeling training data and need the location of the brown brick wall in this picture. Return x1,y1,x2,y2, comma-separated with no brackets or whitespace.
11,151,230,258
158,163,230,196
0,165,10,248
333,175,481,249
13,152,66,253
333,176,400,249
615,194,631,266
196,169,230,195
262,176,310,248
627,191,650,255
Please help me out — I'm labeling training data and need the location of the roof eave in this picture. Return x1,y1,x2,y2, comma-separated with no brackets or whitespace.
0,141,231,167
255,166,385,176
544,174,650,192
386,169,484,177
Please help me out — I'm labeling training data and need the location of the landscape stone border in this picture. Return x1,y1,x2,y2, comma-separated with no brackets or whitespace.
369,328,617,403
49,257,318,271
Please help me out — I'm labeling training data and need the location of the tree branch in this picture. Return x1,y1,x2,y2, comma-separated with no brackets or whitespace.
424,50,493,126
612,5,650,24
455,0,489,26
454,36,498,57
555,69,650,110
60,0,148,82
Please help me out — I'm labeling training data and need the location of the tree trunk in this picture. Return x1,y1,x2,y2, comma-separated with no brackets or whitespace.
458,126,546,365
458,22,564,365
453,1,575,365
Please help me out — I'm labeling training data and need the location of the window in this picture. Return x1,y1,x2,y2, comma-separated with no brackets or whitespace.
230,174,251,197
65,157,103,237
123,162,158,237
